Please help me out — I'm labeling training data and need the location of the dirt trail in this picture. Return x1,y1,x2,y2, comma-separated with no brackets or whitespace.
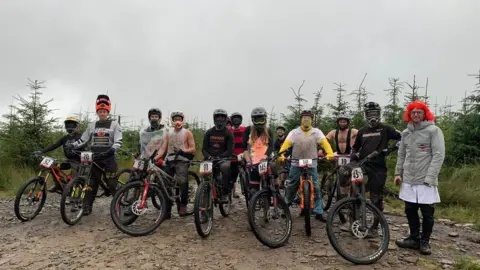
0,193,479,270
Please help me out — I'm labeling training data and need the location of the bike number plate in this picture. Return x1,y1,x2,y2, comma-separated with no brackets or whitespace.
298,159,313,168
81,151,94,162
337,156,350,166
351,167,364,183
237,153,244,161
258,161,268,175
199,161,213,175
133,159,145,170
40,157,54,168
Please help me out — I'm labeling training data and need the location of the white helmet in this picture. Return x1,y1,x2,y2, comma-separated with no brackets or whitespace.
171,110,185,128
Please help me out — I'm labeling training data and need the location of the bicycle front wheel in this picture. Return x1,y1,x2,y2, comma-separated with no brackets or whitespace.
302,181,312,236
247,189,292,248
14,177,47,221
194,181,214,238
326,197,390,265
60,176,87,226
110,181,167,237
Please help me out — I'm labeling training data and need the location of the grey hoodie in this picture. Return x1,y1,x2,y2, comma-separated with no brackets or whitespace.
394,121,445,186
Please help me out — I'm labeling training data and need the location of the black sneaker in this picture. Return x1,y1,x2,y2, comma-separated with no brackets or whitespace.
419,240,432,255
365,227,379,238
48,184,60,193
395,236,420,250
83,205,92,216
315,213,326,222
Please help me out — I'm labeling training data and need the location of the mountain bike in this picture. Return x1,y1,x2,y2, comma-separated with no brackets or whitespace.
110,154,201,236
59,150,132,225
14,154,76,221
193,157,235,238
287,157,320,236
236,153,251,207
326,147,396,265
247,150,292,248
320,154,351,211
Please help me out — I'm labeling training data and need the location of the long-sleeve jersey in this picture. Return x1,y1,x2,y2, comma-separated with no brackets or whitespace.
202,127,234,159
242,126,274,164
352,123,401,165
72,120,123,157
228,126,246,158
41,132,86,162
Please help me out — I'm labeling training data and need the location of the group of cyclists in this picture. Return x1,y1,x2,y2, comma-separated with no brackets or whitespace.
35,94,402,228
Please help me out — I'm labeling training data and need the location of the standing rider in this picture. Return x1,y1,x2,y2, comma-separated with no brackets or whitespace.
325,112,358,198
202,109,234,201
279,110,334,221
34,117,85,192
242,107,274,194
137,108,167,159
155,111,196,216
340,101,402,237
228,112,246,199
274,126,287,153
67,94,123,216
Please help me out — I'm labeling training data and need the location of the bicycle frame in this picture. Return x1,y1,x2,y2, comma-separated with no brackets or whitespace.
37,155,73,191
298,163,315,210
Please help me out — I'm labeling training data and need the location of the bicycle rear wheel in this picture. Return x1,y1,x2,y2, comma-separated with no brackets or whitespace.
326,197,390,265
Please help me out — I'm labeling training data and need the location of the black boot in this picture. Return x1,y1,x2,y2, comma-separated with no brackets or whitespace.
419,240,432,255
396,235,420,249
48,181,62,193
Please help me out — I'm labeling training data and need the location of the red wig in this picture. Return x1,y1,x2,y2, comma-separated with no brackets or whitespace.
403,101,435,122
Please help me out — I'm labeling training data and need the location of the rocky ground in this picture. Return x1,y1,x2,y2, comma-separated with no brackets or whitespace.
1,190,479,270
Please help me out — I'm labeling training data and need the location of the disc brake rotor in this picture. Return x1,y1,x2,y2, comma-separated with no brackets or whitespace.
131,200,148,215
351,220,369,238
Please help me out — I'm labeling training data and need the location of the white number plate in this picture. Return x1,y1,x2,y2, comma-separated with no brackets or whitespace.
133,159,145,170
40,157,55,168
337,156,350,166
199,161,213,175
351,167,364,183
258,161,268,175
237,153,244,161
298,159,313,167
81,151,94,162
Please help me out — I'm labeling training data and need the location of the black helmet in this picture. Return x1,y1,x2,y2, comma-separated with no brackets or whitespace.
363,101,381,125
148,108,162,119
251,107,267,128
276,125,286,131
213,109,228,129
300,110,313,118
230,112,243,126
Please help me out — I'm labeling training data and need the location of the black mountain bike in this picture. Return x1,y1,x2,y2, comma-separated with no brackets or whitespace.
326,147,396,265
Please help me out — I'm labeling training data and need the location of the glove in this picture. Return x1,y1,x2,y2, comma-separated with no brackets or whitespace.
156,159,164,166
326,153,334,161
350,152,359,162
33,150,43,156
97,148,115,158
175,148,185,155
65,142,74,149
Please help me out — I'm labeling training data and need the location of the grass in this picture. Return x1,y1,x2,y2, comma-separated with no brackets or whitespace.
453,256,480,270
383,160,480,229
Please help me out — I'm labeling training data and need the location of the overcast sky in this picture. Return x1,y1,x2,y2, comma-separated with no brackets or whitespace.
1,0,479,129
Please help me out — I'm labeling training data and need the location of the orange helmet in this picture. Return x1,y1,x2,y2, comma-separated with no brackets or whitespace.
96,94,111,112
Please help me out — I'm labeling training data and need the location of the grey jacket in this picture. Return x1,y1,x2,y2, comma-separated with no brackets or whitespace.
394,121,445,186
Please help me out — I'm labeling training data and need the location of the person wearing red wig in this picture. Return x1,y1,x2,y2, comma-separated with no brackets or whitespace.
394,101,445,255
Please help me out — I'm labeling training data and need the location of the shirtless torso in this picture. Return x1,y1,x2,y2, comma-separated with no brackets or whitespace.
326,128,358,154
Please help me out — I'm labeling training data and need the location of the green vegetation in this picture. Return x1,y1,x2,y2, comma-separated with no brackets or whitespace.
2,73,480,229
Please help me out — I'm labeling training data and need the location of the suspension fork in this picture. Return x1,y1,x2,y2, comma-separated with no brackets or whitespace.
138,179,150,209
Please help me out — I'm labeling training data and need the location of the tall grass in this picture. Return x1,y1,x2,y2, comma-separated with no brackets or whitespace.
384,161,480,228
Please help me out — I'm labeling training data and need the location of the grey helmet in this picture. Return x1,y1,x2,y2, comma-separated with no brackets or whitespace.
230,112,243,126
170,110,184,121
363,101,381,126
213,109,228,129
251,107,267,128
